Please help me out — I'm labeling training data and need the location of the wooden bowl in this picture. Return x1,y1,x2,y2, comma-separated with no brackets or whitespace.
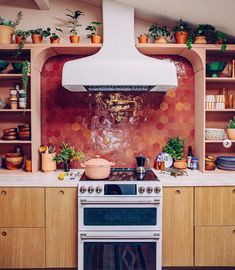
6,161,23,170
2,135,17,140
5,153,22,158
5,156,23,163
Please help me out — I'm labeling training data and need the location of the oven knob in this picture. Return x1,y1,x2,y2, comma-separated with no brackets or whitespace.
80,186,87,193
146,186,153,194
154,186,161,193
88,186,95,193
96,186,102,193
138,186,145,194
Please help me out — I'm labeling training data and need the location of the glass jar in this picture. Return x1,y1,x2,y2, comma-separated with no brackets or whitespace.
191,157,199,170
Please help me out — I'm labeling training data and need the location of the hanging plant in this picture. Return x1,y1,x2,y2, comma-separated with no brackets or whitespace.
21,60,30,112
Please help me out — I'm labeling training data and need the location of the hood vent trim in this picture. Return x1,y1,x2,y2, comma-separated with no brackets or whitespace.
84,85,155,91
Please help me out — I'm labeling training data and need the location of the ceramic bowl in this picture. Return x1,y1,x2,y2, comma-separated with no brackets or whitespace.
12,62,23,73
0,60,9,72
5,153,22,158
5,156,23,164
206,62,227,77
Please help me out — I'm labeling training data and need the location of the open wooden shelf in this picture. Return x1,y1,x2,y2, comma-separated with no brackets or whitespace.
0,109,31,112
206,77,235,83
0,74,31,79
0,140,31,144
205,140,235,143
206,109,235,112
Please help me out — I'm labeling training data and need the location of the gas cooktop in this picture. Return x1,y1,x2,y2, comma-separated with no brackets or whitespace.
80,168,159,181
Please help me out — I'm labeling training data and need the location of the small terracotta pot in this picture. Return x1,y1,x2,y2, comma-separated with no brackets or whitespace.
227,129,235,140
194,35,207,44
41,153,56,172
0,25,14,44
154,36,167,44
174,31,188,44
50,37,60,44
31,34,43,44
91,35,102,43
69,35,80,44
15,35,24,44
173,158,187,170
138,35,148,44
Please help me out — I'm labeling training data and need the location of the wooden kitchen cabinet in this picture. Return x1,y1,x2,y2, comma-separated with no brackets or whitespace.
0,227,45,268
46,188,77,268
195,186,235,225
162,187,194,266
195,226,235,266
0,187,45,227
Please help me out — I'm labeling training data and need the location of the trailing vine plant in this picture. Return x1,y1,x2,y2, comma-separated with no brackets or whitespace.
22,60,30,112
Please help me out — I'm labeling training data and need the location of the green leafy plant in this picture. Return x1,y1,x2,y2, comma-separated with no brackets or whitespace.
66,9,83,35
28,28,51,37
50,27,62,40
194,24,215,42
216,31,227,51
227,116,235,129
163,136,186,160
0,11,22,27
85,21,102,38
53,142,85,163
13,30,30,58
149,23,170,39
171,19,193,49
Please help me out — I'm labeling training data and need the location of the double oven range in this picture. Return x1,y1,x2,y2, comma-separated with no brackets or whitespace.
78,168,162,270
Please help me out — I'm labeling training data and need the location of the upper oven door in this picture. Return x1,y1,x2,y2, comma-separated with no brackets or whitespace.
78,196,162,231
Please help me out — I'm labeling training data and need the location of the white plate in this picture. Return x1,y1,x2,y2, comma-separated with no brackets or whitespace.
157,152,173,168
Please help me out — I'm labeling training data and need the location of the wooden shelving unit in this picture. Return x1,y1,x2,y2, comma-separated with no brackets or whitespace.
0,109,31,112
0,140,31,144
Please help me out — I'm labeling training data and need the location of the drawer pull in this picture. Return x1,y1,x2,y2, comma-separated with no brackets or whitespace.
1,190,6,196
1,231,7,237
175,190,181,195
233,230,235,234
59,190,64,195
232,189,235,194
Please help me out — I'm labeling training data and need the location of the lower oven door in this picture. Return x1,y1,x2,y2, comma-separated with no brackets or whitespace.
78,231,161,270
78,196,162,231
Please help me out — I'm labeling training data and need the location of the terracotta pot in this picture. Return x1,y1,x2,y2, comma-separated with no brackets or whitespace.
91,35,102,43
154,36,167,44
0,25,14,44
138,35,148,44
194,35,207,44
50,37,60,44
227,129,235,140
174,31,188,44
81,156,115,179
41,153,56,172
173,158,187,170
15,35,24,44
31,34,43,44
69,35,80,44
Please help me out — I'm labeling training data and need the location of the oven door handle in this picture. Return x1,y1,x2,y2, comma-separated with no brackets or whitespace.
80,233,160,240
80,199,160,205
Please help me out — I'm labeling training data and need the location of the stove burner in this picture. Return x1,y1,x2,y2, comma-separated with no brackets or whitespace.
80,168,159,181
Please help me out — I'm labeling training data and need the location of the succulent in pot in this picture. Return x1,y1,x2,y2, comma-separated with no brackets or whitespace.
81,155,115,179
226,116,235,140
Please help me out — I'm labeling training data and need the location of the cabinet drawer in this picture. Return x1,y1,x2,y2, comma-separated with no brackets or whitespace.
195,186,235,225
0,228,45,268
195,226,235,266
0,188,45,227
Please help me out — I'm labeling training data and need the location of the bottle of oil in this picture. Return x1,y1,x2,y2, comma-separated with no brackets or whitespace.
187,146,193,169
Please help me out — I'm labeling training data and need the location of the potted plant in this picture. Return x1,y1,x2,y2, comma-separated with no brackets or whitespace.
137,33,149,44
149,23,170,43
163,136,187,169
28,28,51,44
172,19,192,45
66,9,83,44
226,116,235,140
0,11,22,44
14,29,28,44
85,21,102,43
194,24,215,44
215,31,227,51
50,28,62,44
53,142,84,172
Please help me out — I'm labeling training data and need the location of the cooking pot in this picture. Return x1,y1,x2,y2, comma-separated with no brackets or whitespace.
80,156,115,179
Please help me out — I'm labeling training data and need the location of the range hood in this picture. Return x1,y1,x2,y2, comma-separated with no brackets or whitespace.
62,0,178,92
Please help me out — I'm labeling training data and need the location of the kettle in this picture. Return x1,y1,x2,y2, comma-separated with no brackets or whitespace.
136,155,149,174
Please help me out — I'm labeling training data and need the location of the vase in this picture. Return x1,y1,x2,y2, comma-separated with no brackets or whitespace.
91,35,102,43
31,34,43,44
50,37,60,44
194,36,207,44
154,36,167,44
173,158,187,170
227,129,235,140
15,35,24,44
174,31,188,44
69,35,80,44
64,161,70,172
0,25,14,44
138,35,148,44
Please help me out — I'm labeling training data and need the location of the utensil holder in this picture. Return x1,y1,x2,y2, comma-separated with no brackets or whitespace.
41,153,56,172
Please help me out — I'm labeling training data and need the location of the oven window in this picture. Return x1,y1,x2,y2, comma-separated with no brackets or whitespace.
84,242,156,270
84,208,157,226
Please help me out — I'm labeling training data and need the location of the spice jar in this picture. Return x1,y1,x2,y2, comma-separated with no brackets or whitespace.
191,157,198,170
25,159,32,172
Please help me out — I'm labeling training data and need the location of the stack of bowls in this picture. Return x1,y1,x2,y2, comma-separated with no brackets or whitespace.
18,89,27,109
0,60,9,73
5,153,23,170
2,128,17,140
18,124,31,140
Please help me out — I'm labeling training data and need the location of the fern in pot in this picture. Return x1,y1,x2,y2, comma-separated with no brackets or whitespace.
163,136,187,169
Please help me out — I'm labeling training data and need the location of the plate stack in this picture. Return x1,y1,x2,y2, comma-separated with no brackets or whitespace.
2,128,17,140
217,156,235,171
18,124,31,140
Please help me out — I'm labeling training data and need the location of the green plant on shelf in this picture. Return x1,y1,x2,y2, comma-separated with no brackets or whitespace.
85,21,102,38
227,116,235,128
66,9,83,36
21,60,30,112
50,27,62,40
162,136,186,160
0,11,22,27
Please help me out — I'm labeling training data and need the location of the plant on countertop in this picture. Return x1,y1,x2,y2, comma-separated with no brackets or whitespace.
85,21,102,43
66,9,83,43
172,19,193,49
50,27,62,43
163,136,186,160
28,28,51,43
226,116,235,140
149,23,170,43
53,142,85,172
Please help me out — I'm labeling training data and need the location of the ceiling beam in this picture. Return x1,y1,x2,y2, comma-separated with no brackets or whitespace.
33,0,50,10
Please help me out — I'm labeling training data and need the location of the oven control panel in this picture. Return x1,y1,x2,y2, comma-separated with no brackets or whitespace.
78,182,162,196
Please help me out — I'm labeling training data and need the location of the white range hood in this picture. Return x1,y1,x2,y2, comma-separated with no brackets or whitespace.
62,0,178,92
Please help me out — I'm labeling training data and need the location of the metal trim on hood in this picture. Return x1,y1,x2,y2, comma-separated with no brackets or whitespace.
62,0,178,92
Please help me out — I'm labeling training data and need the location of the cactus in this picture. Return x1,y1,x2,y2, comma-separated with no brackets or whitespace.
227,116,235,129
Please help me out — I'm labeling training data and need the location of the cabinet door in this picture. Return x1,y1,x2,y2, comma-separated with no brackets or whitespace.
195,226,235,266
0,228,45,268
162,187,194,266
46,188,77,268
0,187,45,227
195,186,235,225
